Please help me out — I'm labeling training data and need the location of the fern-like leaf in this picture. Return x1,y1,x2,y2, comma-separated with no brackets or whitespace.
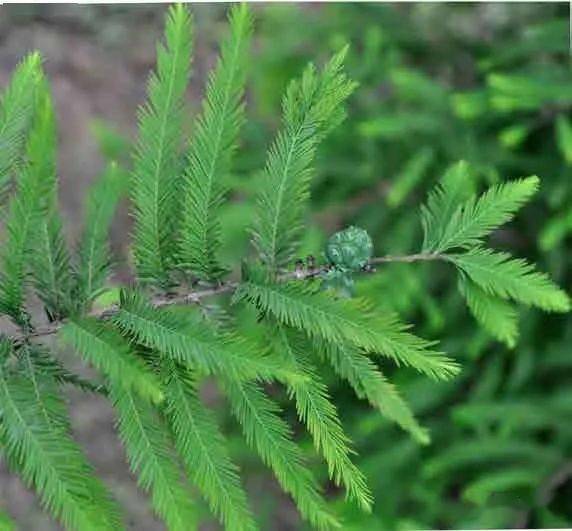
25,345,105,395
31,214,73,321
113,289,296,382
426,175,539,253
0,340,121,530
76,162,126,308
162,359,255,531
131,4,193,285
273,327,372,511
317,339,430,444
234,274,458,380
252,48,356,272
0,52,42,200
222,377,341,530
421,160,474,253
459,277,519,348
178,4,252,280
26,84,73,320
60,318,164,403
110,382,195,530
0,87,56,325
450,247,570,312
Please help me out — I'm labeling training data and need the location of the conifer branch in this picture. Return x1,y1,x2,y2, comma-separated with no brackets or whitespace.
5,252,447,344
131,4,193,286
1,5,569,528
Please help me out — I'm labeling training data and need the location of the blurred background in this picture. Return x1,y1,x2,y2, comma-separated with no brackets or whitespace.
0,2,571,529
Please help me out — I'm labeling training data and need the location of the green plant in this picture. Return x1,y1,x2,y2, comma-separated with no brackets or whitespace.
0,4,568,530
240,4,572,529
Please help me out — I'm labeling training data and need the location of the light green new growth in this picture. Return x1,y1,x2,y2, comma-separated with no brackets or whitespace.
113,289,294,383
60,318,164,404
0,340,121,531
179,4,252,281
252,48,357,272
0,52,41,199
110,383,196,531
317,339,430,444
0,79,58,325
421,160,474,253
274,327,372,511
433,176,539,253
27,82,73,320
77,162,125,307
131,4,193,285
459,278,519,348
222,377,341,530
420,161,570,345
162,360,256,531
451,248,570,312
422,162,539,253
234,274,459,380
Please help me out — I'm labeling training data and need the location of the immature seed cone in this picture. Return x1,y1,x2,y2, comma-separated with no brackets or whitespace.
325,225,373,272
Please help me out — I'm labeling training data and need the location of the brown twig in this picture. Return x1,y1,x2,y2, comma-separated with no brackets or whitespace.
5,252,445,344
370,253,443,265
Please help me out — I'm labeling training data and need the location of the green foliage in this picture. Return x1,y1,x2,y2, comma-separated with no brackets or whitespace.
316,339,429,444
59,318,164,403
556,115,572,165
24,344,105,395
422,165,539,254
131,4,193,286
178,4,252,281
274,327,372,511
234,270,459,380
162,360,255,530
416,159,570,345
459,278,519,348
0,52,41,200
222,377,341,530
76,162,126,308
0,77,56,326
420,161,474,254
109,383,195,531
251,48,357,273
0,340,121,530
450,248,569,312
113,289,290,382
242,4,572,528
27,84,73,321
0,4,569,531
